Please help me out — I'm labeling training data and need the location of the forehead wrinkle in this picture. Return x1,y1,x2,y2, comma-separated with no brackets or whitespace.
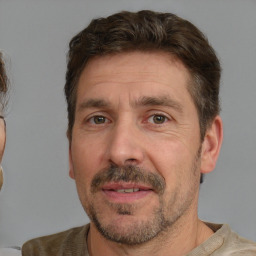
132,95,184,113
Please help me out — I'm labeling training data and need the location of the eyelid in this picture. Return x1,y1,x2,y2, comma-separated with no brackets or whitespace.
144,111,172,125
148,114,168,123
83,110,172,125
148,111,172,119
85,112,111,125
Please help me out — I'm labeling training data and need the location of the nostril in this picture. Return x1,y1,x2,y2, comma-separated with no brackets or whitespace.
129,158,136,161
125,158,137,165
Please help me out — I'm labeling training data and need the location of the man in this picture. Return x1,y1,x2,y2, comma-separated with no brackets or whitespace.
22,10,256,255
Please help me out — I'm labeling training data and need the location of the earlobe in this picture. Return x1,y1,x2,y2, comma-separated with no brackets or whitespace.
201,116,223,174
69,148,75,179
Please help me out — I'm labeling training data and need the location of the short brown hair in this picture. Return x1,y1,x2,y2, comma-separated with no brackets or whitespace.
0,52,8,112
65,10,221,141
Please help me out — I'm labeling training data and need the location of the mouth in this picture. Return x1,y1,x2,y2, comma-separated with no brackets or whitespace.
101,183,154,203
111,188,142,193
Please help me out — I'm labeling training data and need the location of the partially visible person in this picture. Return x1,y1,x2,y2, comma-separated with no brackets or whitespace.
0,52,21,255
0,52,8,188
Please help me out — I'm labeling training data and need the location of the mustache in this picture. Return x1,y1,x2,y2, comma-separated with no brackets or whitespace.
91,165,166,194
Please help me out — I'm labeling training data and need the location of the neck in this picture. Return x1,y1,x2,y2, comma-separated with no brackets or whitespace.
87,214,214,256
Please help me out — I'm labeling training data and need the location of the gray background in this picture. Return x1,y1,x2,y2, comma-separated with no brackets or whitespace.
0,0,255,247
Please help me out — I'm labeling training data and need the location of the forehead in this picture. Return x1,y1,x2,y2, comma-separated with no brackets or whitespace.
81,51,190,83
76,51,194,107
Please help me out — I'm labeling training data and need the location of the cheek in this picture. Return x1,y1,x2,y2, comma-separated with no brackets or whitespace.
148,140,196,187
0,128,6,162
71,137,105,185
149,140,185,170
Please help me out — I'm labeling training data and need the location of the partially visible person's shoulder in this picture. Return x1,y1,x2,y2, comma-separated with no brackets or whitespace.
22,224,90,256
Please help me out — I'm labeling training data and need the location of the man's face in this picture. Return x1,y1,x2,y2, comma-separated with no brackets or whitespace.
69,51,203,244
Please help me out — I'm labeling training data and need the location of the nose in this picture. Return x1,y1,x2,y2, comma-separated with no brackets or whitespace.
106,120,144,167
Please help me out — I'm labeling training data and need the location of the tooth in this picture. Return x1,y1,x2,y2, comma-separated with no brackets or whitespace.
116,189,125,193
115,188,139,193
124,188,133,193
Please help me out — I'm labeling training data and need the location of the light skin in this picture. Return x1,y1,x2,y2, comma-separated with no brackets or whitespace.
0,116,6,189
0,118,5,161
69,51,223,256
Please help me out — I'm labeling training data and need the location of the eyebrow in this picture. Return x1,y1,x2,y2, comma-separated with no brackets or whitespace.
133,96,184,113
77,95,183,113
77,99,110,112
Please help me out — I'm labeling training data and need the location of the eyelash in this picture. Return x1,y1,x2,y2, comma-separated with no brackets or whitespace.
87,115,110,125
147,114,170,125
86,113,170,126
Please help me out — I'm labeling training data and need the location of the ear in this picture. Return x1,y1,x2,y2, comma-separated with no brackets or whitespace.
201,115,223,174
69,147,75,179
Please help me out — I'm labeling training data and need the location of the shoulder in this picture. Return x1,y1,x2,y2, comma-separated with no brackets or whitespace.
223,227,256,255
22,225,89,256
210,223,256,255
189,223,256,256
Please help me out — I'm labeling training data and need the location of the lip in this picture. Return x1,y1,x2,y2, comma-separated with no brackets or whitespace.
101,182,154,203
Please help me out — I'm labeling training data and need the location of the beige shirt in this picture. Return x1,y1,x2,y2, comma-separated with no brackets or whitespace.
22,223,256,255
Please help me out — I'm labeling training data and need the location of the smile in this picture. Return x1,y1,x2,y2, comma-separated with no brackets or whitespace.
101,183,154,203
115,188,140,193
101,182,153,192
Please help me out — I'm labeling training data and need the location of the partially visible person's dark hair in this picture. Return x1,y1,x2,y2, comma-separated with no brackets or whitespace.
0,52,9,112
65,10,221,143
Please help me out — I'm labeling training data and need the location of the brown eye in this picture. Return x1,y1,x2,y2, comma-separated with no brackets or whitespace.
91,116,106,124
149,114,167,124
